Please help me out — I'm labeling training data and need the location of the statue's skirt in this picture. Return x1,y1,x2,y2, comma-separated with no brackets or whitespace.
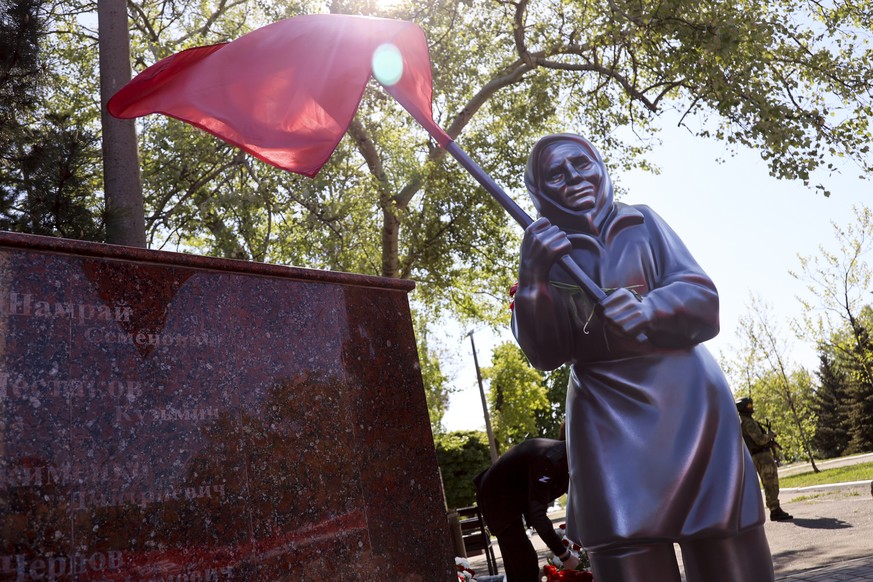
564,345,765,550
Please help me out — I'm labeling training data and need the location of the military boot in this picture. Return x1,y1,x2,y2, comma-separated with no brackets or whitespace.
770,507,793,521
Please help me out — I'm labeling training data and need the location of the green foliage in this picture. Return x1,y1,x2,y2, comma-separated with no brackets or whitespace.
0,113,104,240
10,0,873,333
736,368,817,463
0,0,104,240
728,296,819,465
727,205,873,464
415,317,452,434
818,315,873,454
483,342,549,452
1,0,41,116
433,430,491,509
794,206,873,455
6,0,873,389
536,365,570,440
838,316,873,454
779,461,873,489
812,351,852,458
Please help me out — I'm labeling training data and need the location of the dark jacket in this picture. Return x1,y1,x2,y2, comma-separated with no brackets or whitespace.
474,438,569,556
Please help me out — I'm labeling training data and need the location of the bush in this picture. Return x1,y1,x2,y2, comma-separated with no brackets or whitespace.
434,430,491,509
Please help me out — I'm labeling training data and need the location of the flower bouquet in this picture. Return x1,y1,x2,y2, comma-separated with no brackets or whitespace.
546,524,591,571
543,523,594,581
541,565,594,582
455,557,478,581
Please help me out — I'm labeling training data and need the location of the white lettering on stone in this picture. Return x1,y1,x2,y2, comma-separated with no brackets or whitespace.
1,291,133,322
0,551,123,581
0,373,148,401
1,461,152,488
116,406,219,426
85,329,221,348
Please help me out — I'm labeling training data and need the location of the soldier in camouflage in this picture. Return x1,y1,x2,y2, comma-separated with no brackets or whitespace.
736,398,793,521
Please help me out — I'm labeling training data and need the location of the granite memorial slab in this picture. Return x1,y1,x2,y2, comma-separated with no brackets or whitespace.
0,231,454,581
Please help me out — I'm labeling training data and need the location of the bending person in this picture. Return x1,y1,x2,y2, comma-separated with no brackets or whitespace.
474,437,579,581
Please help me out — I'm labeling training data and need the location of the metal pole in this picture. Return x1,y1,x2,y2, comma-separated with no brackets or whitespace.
467,330,499,464
446,140,647,342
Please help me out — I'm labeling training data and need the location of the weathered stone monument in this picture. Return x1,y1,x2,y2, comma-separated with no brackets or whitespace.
0,231,454,581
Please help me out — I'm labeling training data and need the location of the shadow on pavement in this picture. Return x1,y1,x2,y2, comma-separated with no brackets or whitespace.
789,517,852,530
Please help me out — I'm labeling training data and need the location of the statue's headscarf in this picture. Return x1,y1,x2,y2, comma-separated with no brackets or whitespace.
524,133,615,233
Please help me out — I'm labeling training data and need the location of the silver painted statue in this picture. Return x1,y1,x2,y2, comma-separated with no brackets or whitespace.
511,133,775,582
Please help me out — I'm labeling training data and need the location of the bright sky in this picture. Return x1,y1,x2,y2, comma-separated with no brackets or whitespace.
442,117,872,433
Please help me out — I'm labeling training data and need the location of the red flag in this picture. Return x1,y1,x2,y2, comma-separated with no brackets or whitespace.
108,14,451,177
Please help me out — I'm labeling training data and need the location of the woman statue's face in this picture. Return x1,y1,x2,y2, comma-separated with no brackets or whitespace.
541,141,603,211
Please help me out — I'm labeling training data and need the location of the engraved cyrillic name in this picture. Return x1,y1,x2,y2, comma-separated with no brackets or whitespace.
0,374,146,401
1,291,132,322
0,552,234,581
0,461,152,488
85,328,222,348
0,550,123,581
0,291,222,348
65,483,227,513
114,406,220,426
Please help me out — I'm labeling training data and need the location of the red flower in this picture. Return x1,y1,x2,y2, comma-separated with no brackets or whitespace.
542,565,595,582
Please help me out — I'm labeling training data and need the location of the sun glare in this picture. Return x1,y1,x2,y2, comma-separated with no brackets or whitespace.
372,43,404,86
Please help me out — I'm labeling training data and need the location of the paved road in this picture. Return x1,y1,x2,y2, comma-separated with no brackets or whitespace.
466,473,873,580
764,482,872,579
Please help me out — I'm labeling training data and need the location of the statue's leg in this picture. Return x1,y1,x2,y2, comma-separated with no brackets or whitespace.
679,526,774,582
587,542,681,582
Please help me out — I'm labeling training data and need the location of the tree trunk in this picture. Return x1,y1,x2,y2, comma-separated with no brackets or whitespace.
381,205,399,278
98,0,146,247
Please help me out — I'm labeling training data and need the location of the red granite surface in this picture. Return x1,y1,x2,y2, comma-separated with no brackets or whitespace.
0,232,454,581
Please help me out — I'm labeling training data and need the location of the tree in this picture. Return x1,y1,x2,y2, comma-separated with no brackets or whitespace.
433,430,491,509
0,0,104,240
1,0,42,149
827,307,873,454
794,205,873,454
482,341,549,452
811,350,851,458
535,364,570,440
97,0,145,246
733,295,819,469
416,318,453,434
844,346,873,453
18,0,873,329
737,368,817,464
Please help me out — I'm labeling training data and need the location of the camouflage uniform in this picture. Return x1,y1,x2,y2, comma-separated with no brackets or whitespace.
739,412,780,511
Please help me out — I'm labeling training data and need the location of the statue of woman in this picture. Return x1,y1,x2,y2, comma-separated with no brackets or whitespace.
512,133,774,582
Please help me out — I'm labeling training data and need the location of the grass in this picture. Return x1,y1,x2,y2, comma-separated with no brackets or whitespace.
779,461,873,489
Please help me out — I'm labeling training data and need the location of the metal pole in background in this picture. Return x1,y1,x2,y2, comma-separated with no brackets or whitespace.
467,330,499,464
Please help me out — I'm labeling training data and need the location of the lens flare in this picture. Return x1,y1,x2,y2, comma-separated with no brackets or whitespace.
372,43,403,86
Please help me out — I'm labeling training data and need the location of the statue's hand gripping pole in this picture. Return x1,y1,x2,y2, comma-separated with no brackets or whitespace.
444,142,607,302
443,141,648,343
